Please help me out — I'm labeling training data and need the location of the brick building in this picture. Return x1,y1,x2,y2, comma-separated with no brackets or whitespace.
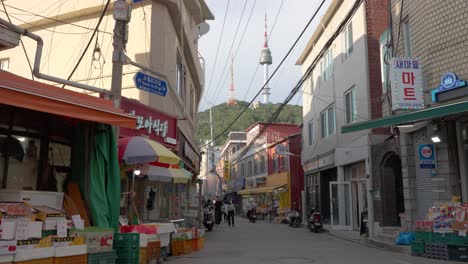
342,0,468,242
297,0,389,232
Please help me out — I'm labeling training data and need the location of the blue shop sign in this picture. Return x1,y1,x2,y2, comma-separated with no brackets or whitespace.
419,144,436,169
431,72,467,102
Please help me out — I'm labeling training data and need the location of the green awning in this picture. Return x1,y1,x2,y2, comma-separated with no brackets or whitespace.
342,100,468,134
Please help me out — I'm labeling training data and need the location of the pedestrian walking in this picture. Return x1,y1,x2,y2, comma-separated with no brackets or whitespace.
214,197,223,225
227,200,236,226
223,201,229,223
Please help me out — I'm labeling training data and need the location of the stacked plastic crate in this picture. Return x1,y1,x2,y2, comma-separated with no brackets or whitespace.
113,233,140,264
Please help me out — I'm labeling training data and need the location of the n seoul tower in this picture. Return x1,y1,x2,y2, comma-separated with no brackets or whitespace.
260,13,272,104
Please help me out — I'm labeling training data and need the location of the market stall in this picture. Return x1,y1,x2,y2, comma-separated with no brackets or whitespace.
411,201,468,261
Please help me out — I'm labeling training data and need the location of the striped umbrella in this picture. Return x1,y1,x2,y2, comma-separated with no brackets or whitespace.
118,136,180,165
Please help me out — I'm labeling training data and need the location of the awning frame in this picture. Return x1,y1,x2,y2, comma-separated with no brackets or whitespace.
342,100,468,134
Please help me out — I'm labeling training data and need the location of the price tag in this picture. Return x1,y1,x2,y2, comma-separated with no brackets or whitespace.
57,218,67,237
71,215,84,230
15,218,29,240
460,230,467,237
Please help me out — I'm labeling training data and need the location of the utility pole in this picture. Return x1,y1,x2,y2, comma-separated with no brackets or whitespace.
209,107,223,198
112,0,132,220
111,0,130,112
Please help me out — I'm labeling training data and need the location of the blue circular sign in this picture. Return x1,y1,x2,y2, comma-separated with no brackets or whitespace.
441,72,458,90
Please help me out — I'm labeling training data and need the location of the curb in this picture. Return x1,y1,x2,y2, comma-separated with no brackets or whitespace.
326,231,410,254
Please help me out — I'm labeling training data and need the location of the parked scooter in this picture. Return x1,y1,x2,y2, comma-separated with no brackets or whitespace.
307,208,323,233
288,209,301,228
248,208,257,223
203,205,215,231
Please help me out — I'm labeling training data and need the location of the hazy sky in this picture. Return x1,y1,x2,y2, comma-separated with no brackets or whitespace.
198,0,331,111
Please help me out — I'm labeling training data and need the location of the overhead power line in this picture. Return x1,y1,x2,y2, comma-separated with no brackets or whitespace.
205,0,231,100
201,0,327,148
62,0,110,88
1,0,34,80
3,3,113,35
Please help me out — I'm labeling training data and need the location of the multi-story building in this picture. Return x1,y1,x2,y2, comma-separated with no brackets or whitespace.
297,0,389,233
219,123,301,216
0,0,213,174
0,0,213,224
341,0,468,241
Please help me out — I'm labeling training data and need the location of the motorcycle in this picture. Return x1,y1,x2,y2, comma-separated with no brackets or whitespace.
307,208,323,233
288,209,301,228
248,208,257,223
203,206,215,231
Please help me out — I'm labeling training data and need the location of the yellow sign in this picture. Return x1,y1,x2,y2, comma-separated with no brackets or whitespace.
223,160,230,180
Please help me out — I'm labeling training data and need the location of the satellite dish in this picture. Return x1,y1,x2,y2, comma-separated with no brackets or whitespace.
194,22,210,37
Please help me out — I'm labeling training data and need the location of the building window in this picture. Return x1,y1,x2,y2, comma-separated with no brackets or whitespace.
273,155,278,172
321,104,335,138
260,156,266,173
308,120,315,145
320,49,333,82
403,22,412,57
241,164,245,177
248,161,252,177
345,88,357,124
0,59,9,70
343,21,353,57
254,159,258,175
189,85,195,118
176,54,186,100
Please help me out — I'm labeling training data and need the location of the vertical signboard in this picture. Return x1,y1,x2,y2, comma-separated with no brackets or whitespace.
391,58,424,110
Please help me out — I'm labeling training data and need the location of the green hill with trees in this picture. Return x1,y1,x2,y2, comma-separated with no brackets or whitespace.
197,101,302,145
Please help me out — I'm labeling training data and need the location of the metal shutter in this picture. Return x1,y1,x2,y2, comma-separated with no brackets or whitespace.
414,131,433,220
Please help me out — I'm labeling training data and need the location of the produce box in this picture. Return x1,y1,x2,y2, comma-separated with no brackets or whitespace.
17,237,52,249
0,240,16,255
14,247,54,262
33,207,65,222
68,228,113,253
434,232,468,246
54,245,87,257
51,236,84,247
0,203,33,218
53,254,87,264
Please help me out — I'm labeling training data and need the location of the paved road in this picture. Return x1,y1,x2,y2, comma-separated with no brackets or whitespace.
169,217,448,264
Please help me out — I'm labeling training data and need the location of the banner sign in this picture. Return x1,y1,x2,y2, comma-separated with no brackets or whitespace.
391,58,424,110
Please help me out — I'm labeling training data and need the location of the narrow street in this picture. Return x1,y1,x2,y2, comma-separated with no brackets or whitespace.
170,218,447,264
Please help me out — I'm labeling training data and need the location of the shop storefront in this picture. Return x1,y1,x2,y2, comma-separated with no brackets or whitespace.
0,70,135,229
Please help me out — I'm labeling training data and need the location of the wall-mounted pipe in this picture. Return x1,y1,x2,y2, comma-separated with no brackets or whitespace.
0,18,110,95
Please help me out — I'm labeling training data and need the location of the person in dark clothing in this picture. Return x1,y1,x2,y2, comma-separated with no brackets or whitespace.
214,198,223,225
227,200,236,227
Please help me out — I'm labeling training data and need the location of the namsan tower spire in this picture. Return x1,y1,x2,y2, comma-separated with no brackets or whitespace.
260,12,272,104
227,54,237,106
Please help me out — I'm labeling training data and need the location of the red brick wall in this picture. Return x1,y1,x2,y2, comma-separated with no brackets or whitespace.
365,0,390,134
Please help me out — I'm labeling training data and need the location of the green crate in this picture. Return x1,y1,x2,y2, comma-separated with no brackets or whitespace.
88,251,116,264
434,233,468,246
113,233,140,252
415,231,434,242
411,240,426,254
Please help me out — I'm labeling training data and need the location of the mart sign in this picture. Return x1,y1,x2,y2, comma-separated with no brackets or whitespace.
391,58,424,110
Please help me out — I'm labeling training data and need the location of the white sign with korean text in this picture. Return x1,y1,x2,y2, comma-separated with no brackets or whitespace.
391,58,424,110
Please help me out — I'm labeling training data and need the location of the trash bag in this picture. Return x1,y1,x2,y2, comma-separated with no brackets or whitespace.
395,232,415,245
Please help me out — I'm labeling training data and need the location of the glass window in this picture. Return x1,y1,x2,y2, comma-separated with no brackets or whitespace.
260,156,266,173
0,59,9,71
344,22,353,57
321,49,333,83
321,104,335,138
345,88,357,124
176,54,186,99
241,164,245,177
308,120,315,145
403,22,412,57
254,159,258,175
3,136,40,190
248,161,252,176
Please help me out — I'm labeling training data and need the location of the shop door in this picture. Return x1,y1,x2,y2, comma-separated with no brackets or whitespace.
352,179,367,230
330,181,352,229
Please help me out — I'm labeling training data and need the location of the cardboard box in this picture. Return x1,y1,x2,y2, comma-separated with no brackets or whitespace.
0,240,16,255
17,237,52,249
52,236,85,247
452,221,468,231
33,206,64,222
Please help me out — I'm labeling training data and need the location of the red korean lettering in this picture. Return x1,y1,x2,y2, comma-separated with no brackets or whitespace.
404,87,417,100
402,72,415,85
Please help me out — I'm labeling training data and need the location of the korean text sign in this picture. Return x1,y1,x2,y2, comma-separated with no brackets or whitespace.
391,58,424,110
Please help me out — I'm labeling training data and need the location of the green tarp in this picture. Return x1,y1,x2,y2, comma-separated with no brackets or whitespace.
71,123,121,231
